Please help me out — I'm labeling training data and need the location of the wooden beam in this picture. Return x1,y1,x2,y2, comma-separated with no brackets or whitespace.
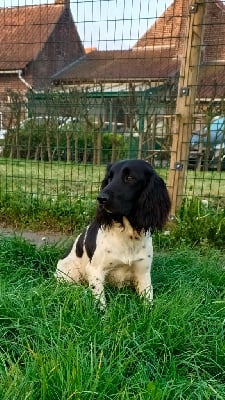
168,0,206,216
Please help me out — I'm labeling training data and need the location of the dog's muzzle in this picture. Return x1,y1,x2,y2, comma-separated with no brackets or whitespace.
97,192,112,213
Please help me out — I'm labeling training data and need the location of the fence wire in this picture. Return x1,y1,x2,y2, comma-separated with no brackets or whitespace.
0,0,225,218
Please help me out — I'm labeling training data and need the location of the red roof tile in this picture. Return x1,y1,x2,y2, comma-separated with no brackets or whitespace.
134,0,225,63
197,64,225,99
0,3,66,70
53,48,179,83
52,0,225,101
134,0,188,55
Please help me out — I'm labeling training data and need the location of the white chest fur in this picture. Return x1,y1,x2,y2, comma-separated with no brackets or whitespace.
92,217,152,273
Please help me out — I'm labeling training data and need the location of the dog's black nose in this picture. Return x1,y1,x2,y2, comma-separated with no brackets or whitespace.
97,192,110,204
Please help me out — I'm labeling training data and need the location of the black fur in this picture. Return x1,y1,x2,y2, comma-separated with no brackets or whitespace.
96,159,171,233
75,222,99,261
75,229,86,258
84,221,99,261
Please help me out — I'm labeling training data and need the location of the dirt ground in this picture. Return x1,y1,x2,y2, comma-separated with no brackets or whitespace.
0,226,73,247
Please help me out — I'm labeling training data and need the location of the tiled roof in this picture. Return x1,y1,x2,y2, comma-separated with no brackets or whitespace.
52,0,225,100
134,0,225,63
0,3,66,70
203,0,225,62
52,50,225,101
52,48,180,83
197,64,225,99
134,0,188,55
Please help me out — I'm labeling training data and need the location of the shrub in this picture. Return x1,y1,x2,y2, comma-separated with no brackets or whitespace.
165,197,225,248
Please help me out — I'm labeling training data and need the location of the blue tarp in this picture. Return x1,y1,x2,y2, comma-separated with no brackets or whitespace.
191,116,225,147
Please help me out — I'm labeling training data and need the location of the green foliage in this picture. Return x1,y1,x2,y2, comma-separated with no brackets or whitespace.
4,119,133,163
0,159,224,245
101,132,137,161
176,197,225,247
0,237,225,399
0,184,225,247
156,197,225,249
4,118,59,160
0,191,96,233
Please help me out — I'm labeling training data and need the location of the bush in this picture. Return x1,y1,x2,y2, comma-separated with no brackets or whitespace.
164,197,225,248
3,118,136,163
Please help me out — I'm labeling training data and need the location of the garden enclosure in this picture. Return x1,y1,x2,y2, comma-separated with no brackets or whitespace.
0,0,225,221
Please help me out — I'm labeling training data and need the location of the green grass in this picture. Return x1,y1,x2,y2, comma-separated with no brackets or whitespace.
0,158,225,233
0,158,103,200
0,158,225,201
0,235,225,399
185,170,225,205
0,190,96,233
0,159,102,232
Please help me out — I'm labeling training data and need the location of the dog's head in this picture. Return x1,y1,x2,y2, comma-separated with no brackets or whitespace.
96,159,171,233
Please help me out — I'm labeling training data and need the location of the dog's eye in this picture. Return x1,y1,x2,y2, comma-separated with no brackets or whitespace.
125,175,135,183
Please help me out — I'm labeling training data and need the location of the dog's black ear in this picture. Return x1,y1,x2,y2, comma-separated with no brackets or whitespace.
134,172,171,232
95,163,114,228
100,163,112,189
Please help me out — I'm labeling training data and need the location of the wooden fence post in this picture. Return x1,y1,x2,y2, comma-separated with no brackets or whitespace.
168,0,206,216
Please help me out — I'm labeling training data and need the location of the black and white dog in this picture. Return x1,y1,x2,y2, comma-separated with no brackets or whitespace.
55,159,171,308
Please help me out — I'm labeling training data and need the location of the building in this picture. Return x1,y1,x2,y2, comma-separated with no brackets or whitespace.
0,0,84,127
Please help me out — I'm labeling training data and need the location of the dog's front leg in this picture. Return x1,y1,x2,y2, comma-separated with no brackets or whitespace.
85,262,106,310
134,265,153,304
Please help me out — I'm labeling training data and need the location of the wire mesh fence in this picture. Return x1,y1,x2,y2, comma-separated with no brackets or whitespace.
0,0,225,222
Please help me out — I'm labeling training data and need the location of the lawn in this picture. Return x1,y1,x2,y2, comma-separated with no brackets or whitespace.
1,158,224,233
0,158,225,201
0,235,225,399
0,158,103,200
